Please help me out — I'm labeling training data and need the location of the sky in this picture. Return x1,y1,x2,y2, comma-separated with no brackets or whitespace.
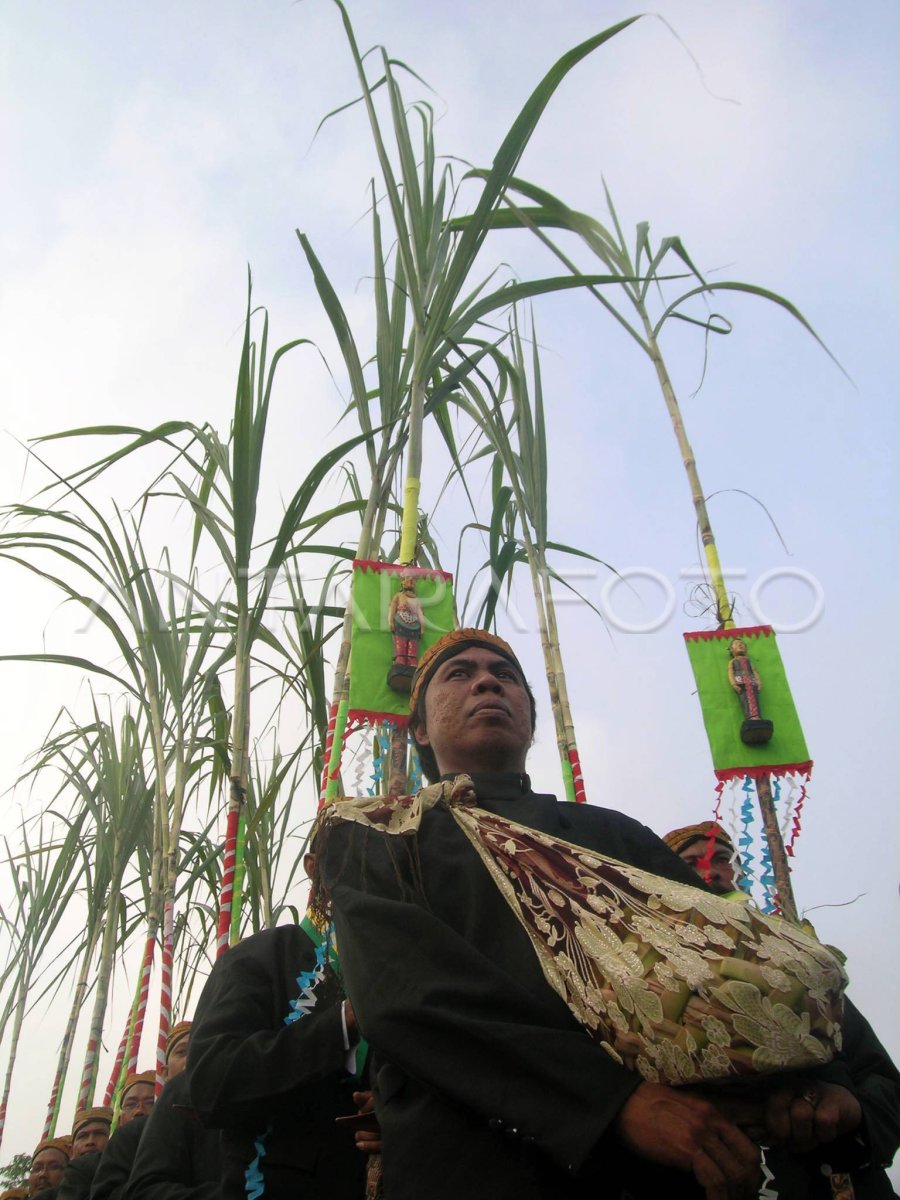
1,0,898,1176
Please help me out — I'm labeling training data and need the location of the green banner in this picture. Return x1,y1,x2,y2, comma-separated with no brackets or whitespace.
683,626,811,779
348,562,456,724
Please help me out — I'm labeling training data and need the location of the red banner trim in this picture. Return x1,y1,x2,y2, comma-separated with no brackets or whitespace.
713,761,812,783
346,708,410,731
353,559,453,582
684,625,774,643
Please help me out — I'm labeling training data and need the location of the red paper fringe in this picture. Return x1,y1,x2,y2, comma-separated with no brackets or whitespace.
353,559,453,581
346,709,409,731
683,625,774,643
786,778,807,858
714,762,812,783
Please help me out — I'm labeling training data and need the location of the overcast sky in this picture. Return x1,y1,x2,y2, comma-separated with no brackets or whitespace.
1,0,898,1173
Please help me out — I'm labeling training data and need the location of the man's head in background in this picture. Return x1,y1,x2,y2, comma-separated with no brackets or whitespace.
165,1021,191,1080
28,1138,69,1195
663,821,741,895
119,1072,156,1125
70,1107,112,1158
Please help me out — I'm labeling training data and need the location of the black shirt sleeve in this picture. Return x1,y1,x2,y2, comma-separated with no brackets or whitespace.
186,927,350,1129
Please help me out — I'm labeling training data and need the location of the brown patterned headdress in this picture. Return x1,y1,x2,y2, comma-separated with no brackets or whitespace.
71,1107,112,1137
122,1070,156,1095
165,1020,191,1059
30,1135,71,1163
408,628,526,721
663,820,733,856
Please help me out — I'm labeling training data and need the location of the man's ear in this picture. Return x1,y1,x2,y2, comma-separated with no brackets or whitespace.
412,721,430,749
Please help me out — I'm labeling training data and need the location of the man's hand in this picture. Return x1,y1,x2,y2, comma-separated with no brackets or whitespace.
352,1090,383,1154
762,1081,862,1153
615,1082,761,1200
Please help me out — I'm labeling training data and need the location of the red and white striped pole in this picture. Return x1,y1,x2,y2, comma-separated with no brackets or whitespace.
214,808,240,959
126,936,155,1073
567,747,587,804
319,700,340,806
154,901,174,1093
76,1032,99,1111
102,1026,129,1107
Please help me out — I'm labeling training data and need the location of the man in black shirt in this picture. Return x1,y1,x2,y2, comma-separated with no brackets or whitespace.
319,628,886,1200
187,918,366,1199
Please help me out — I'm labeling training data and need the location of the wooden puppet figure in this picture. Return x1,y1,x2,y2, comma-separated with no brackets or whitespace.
387,571,425,692
727,637,774,745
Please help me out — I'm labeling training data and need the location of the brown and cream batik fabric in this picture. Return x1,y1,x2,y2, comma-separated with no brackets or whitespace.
317,775,847,1087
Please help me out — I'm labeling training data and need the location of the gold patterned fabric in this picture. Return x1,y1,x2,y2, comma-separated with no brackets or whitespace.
319,777,847,1086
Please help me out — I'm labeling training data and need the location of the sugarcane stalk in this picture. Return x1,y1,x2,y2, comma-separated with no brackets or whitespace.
104,1026,130,1113
229,811,248,946
154,898,175,1092
504,465,580,803
126,927,157,1073
642,322,733,628
0,968,31,1152
387,726,409,795
639,316,801,921
537,553,586,802
320,441,397,808
215,808,241,958
77,869,123,1109
43,931,96,1136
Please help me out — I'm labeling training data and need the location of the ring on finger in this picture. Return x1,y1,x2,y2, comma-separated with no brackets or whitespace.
800,1087,819,1109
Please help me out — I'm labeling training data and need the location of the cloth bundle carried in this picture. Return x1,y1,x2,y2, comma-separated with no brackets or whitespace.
320,776,847,1087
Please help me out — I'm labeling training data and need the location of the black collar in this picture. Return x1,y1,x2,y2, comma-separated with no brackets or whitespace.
440,771,532,800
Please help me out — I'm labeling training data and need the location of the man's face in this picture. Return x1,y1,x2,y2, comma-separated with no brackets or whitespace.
72,1120,110,1157
414,647,533,777
165,1035,190,1080
29,1149,67,1194
120,1082,155,1124
679,840,738,895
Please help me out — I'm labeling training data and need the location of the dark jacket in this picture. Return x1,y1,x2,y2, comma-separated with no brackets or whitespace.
89,1116,145,1200
322,772,900,1200
123,1071,220,1200
56,1152,100,1200
321,772,707,1199
187,924,365,1199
